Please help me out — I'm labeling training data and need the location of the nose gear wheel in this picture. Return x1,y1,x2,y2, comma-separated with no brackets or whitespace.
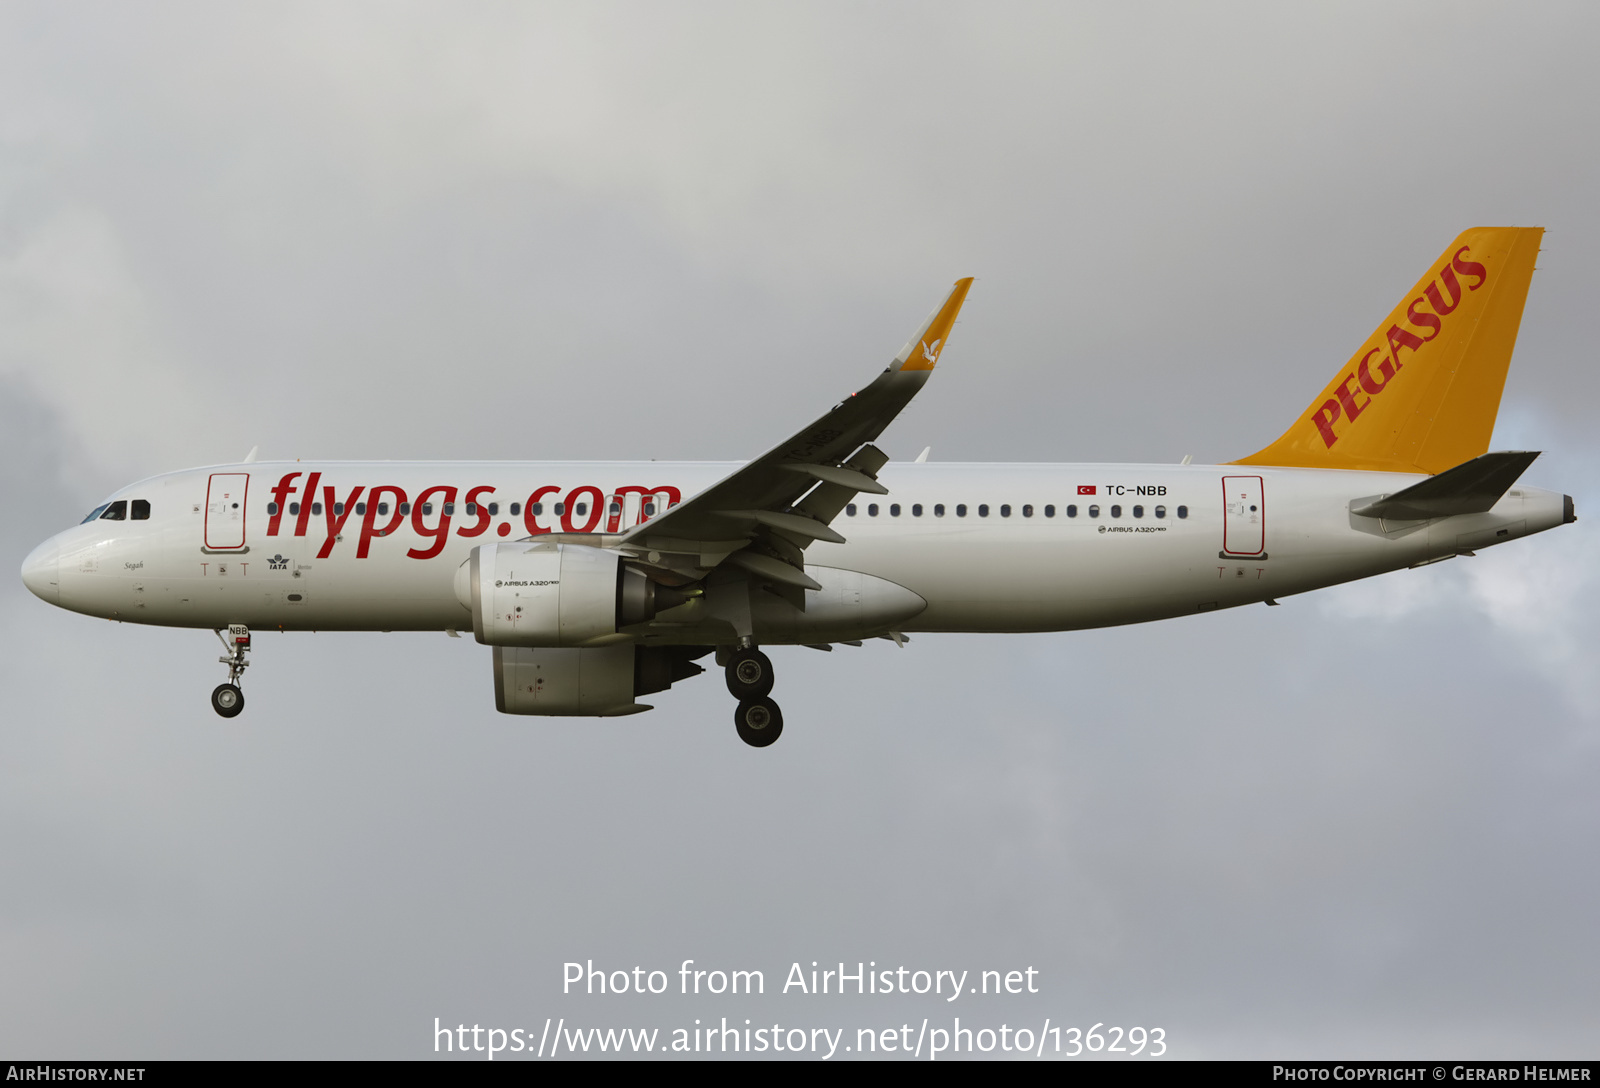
211,683,244,718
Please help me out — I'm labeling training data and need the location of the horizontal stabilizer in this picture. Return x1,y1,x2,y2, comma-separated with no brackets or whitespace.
1351,450,1539,520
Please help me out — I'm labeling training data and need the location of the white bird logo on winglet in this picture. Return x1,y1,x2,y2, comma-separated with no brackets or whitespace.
921,338,942,363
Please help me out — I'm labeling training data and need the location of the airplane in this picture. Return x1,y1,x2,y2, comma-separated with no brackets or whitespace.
19,227,1573,747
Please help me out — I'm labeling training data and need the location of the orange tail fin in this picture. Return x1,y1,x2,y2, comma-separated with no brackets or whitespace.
1233,227,1543,474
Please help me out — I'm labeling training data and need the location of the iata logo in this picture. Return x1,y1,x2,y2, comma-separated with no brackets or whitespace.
267,554,289,570
1311,246,1488,448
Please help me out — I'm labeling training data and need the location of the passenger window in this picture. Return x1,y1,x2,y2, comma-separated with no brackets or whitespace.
1111,505,1122,517
978,504,989,517
575,503,587,517
1000,504,1011,517
1133,505,1143,518
867,504,879,516
399,502,410,515
1066,504,1077,517
643,502,655,516
934,504,945,517
1044,505,1055,517
889,504,900,517
355,502,366,516
81,504,110,524
956,504,967,517
609,503,619,515
418,503,428,516
531,503,542,515
334,502,345,516
266,502,278,517
313,502,324,516
509,502,520,516
100,500,127,521
1177,505,1189,519
554,503,565,516
912,504,923,517
465,502,477,516
1022,504,1033,518
1088,505,1099,518
1155,505,1166,518
290,502,300,515
444,502,457,516
488,503,499,516
378,502,389,515
846,504,857,516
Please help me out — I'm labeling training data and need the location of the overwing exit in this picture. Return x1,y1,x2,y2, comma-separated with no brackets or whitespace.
21,230,1572,746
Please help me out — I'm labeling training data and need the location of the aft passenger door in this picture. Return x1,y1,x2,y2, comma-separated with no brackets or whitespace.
1221,475,1265,557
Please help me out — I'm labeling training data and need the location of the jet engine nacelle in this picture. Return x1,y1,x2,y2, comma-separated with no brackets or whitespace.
493,643,706,716
456,542,672,647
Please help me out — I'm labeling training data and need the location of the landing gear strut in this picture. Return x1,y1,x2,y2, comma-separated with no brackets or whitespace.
725,644,782,747
212,624,251,718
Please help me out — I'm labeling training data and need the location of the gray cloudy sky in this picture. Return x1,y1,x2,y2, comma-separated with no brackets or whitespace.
2,2,1598,1060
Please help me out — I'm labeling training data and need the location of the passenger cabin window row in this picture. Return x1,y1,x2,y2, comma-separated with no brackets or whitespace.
844,502,1189,519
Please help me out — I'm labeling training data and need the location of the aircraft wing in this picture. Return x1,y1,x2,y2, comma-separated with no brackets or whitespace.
617,278,973,590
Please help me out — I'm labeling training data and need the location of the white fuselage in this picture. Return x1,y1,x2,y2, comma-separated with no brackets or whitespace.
22,460,1568,641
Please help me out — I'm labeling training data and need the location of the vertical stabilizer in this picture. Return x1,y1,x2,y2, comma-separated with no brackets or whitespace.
1234,227,1542,474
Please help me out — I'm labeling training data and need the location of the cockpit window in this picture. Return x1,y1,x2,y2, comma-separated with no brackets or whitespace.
99,500,128,521
81,504,110,524
131,499,151,520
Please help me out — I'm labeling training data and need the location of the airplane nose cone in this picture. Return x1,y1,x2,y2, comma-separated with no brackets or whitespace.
21,539,60,604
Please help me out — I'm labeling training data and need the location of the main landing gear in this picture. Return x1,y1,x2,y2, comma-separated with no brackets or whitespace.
211,624,251,719
726,645,782,747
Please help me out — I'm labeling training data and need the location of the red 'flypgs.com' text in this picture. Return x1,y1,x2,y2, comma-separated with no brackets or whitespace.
261,473,682,560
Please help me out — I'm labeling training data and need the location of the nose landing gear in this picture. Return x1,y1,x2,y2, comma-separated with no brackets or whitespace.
211,624,251,719
725,644,783,747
